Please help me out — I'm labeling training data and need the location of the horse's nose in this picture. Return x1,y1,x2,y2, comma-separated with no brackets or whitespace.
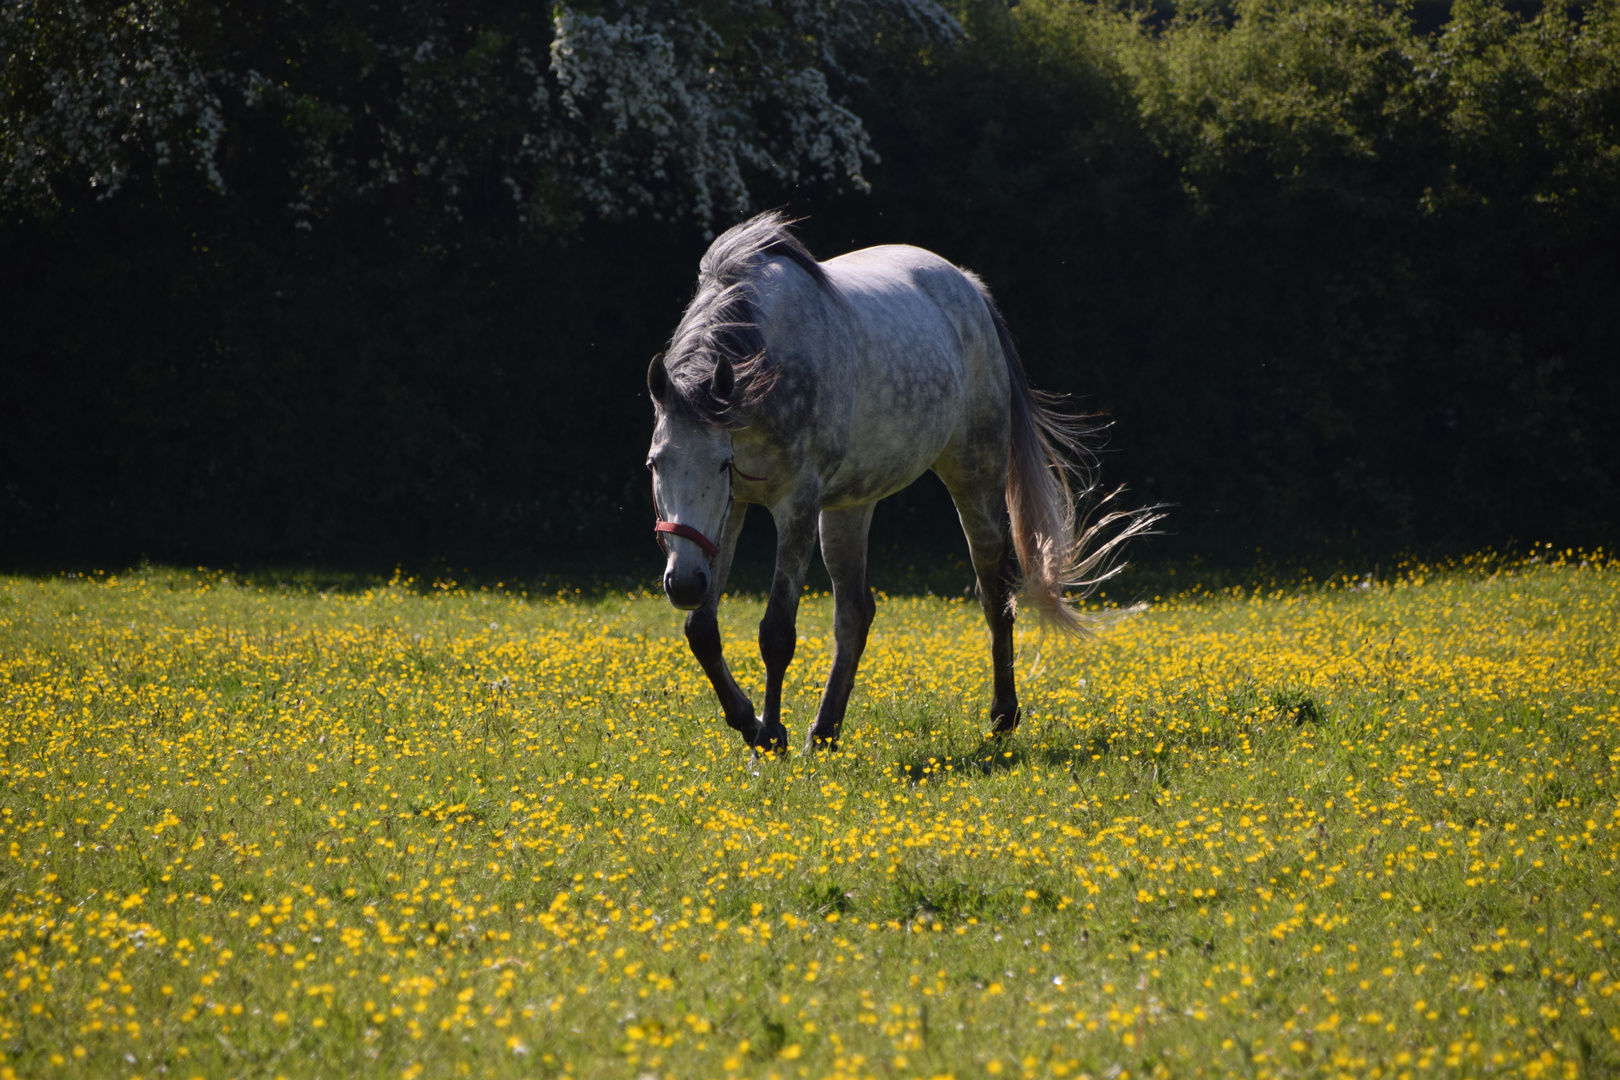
664,567,708,610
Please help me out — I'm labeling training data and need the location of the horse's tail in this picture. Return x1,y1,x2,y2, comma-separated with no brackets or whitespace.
980,288,1164,636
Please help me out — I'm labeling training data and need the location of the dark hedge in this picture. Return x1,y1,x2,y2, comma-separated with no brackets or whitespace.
4,0,1617,568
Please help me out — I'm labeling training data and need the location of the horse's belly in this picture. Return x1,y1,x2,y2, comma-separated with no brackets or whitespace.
820,460,936,510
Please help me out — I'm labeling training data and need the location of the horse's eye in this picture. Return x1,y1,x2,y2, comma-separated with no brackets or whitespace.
719,459,732,474
646,458,656,472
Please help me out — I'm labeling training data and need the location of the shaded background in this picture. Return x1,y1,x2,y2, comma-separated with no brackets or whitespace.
4,0,1617,573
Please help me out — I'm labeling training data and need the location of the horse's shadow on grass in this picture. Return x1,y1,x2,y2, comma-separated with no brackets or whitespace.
890,730,1118,785
886,686,1331,787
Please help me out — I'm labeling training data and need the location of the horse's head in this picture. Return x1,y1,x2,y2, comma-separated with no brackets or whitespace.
647,354,737,610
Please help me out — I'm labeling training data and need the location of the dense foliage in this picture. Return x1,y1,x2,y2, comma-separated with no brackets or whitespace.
3,0,1617,565
2,0,956,227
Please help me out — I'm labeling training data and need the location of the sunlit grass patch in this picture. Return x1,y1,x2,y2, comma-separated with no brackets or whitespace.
1,553,1616,1079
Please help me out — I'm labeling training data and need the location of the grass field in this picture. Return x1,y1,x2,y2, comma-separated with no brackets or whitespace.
1,553,1616,1080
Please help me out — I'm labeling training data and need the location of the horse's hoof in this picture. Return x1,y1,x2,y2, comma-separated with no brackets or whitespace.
750,718,789,755
803,733,839,754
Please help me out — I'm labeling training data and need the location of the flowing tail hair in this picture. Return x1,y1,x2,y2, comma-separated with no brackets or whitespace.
979,287,1165,636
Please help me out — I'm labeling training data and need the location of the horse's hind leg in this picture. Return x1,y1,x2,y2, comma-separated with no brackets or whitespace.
684,504,758,740
805,504,877,752
943,476,1021,734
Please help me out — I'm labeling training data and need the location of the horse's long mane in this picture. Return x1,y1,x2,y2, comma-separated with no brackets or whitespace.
663,211,828,427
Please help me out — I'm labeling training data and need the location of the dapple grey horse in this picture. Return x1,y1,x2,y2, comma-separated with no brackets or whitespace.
646,213,1157,754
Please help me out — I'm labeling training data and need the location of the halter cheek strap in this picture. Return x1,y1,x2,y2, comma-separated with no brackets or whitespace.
652,460,767,560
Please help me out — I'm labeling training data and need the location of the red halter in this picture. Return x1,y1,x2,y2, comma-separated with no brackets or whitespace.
653,520,720,557
653,460,767,559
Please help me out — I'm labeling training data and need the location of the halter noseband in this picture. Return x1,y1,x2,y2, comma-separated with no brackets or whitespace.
653,460,768,559
653,520,720,557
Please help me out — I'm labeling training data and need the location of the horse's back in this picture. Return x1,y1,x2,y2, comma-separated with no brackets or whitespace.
827,242,1013,438
755,242,1011,508
823,244,989,334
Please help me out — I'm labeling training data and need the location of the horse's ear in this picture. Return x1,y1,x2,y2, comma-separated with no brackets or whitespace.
711,356,734,402
647,354,668,403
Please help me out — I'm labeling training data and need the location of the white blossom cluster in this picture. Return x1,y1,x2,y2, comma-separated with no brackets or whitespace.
0,0,958,229
2,0,225,206
546,0,949,225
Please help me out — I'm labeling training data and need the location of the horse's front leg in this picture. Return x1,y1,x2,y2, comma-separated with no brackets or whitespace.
755,494,821,754
805,505,877,752
684,504,758,740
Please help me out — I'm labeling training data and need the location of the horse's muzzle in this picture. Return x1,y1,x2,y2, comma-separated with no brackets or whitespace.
664,566,709,610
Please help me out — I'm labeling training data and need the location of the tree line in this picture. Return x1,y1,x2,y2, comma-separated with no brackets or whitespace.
3,0,1616,566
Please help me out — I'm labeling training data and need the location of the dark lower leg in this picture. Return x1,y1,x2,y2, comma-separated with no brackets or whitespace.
807,580,874,749
755,503,818,752
755,601,797,751
684,607,756,736
984,545,1021,734
939,464,1022,736
807,506,877,750
988,625,1019,732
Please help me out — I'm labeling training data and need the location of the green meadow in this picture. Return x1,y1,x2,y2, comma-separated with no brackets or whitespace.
0,556,1615,1079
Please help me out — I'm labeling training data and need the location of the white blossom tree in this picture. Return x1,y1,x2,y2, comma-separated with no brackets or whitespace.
1,0,225,206
1,0,958,231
